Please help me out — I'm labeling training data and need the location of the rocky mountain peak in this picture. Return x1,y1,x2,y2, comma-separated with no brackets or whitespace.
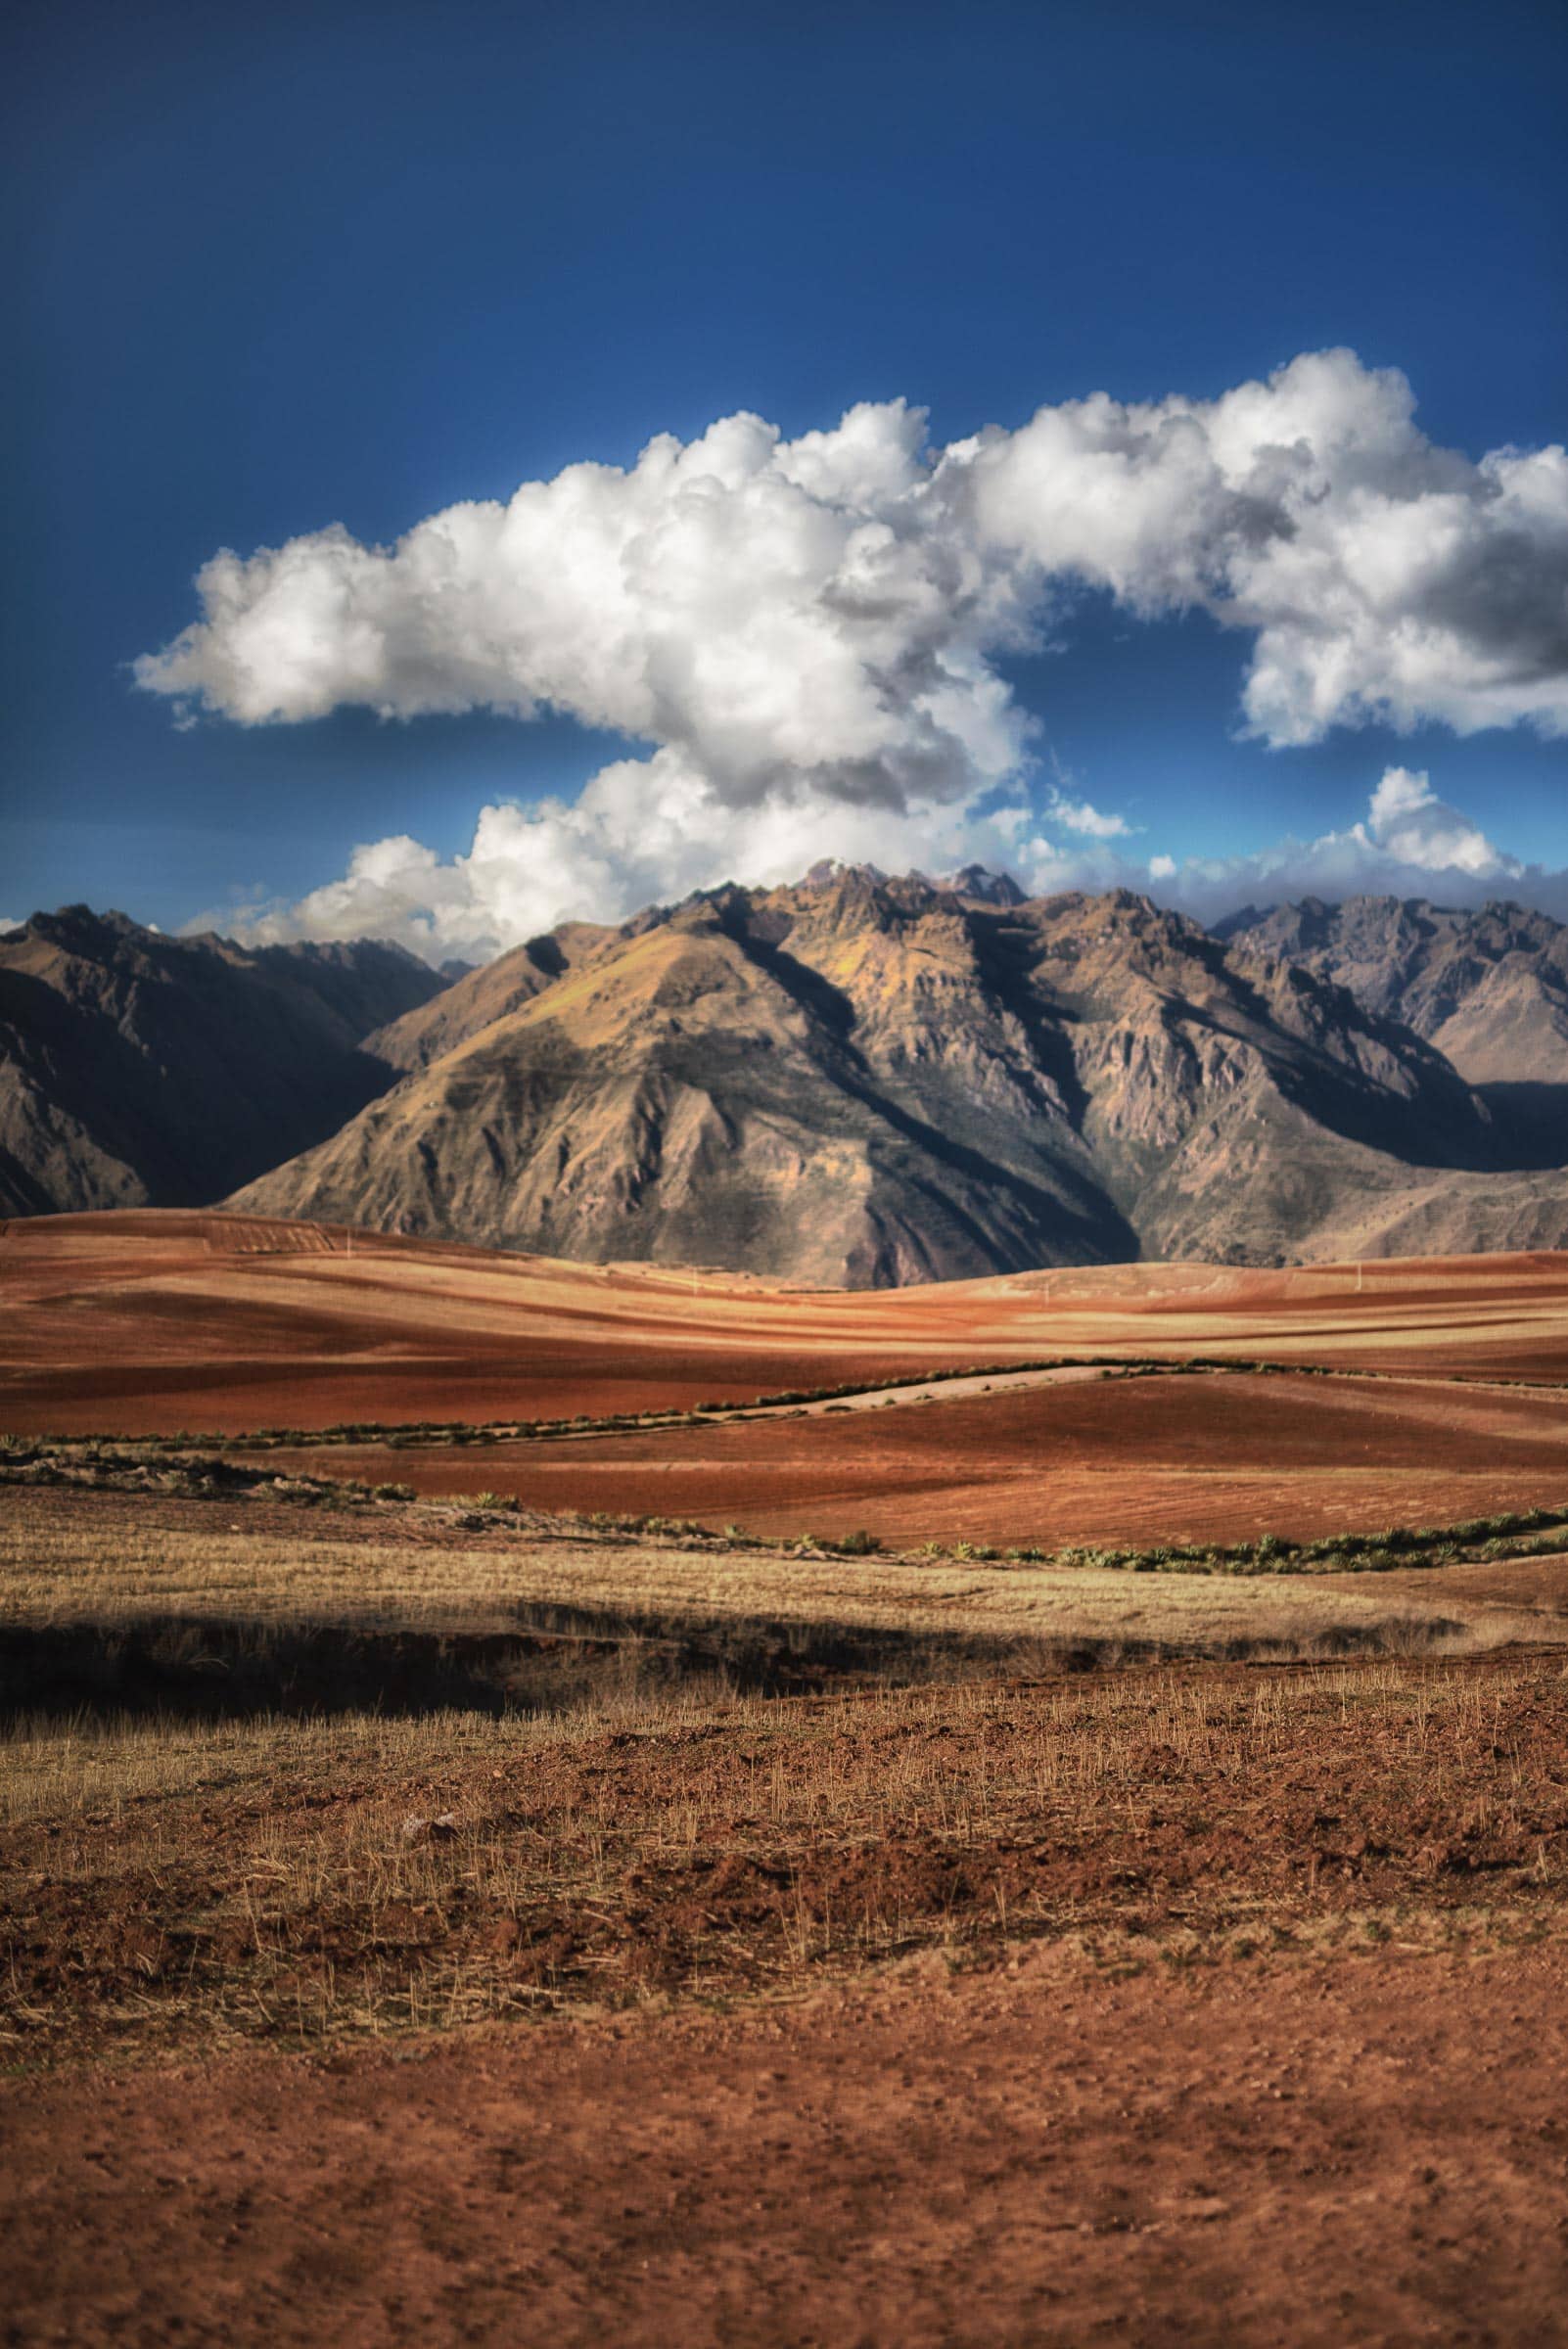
227,867,1555,1285
801,855,887,885
946,864,1026,906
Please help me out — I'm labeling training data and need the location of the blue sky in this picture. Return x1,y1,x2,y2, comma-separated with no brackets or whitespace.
4,0,1565,950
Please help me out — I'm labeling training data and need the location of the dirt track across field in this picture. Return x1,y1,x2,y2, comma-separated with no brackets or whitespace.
7,1946,1568,2347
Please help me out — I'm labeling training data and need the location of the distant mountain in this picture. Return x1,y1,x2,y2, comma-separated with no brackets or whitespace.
1223,897,1568,1084
1224,896,1568,1166
946,863,1027,906
14,880,1568,1281
0,907,446,1216
230,871,1568,1284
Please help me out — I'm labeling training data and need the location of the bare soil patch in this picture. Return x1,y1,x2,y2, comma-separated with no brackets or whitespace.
6,1808,1568,2342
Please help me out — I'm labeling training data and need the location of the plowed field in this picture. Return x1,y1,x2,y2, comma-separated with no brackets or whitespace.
286,1365,1568,1549
7,1210,1568,1438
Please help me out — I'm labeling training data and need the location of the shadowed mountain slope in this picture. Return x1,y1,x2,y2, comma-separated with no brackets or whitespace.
1224,898,1568,1086
0,908,447,1217
231,870,1564,1284
1224,896,1568,1172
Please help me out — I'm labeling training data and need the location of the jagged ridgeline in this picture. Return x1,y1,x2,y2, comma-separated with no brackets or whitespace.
8,873,1568,1283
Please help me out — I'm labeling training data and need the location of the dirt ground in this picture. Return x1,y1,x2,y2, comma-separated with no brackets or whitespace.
8,1648,1568,2344
289,1367,1568,1549
7,1211,1568,1436
5,1944,1568,2347
9,1213,1568,2342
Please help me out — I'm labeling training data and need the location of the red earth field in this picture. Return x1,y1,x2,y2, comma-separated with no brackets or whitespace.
8,1214,1568,2343
5,1946,1568,2349
8,1639,1568,2346
7,1209,1568,1438
298,1368,1568,1549
8,1209,1568,1549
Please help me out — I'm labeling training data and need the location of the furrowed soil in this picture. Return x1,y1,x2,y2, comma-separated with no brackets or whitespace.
8,1646,1568,2056
284,1367,1568,1550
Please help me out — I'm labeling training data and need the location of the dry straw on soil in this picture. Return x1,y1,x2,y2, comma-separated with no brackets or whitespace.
5,1654,1567,2062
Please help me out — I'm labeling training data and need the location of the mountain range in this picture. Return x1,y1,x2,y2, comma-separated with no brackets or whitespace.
7,873,1567,1282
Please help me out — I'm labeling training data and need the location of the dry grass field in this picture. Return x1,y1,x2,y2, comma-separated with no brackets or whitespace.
7,1213,1568,2343
10,1481,1553,1651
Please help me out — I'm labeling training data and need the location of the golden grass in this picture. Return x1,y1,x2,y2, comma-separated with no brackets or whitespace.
0,1504,1531,1653
0,1692,720,1825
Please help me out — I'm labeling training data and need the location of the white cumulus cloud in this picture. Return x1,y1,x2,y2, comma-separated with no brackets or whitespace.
144,348,1568,959
202,752,1075,961
1045,788,1135,839
141,351,1568,777
1145,765,1555,926
196,762,1568,967
1363,764,1517,878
